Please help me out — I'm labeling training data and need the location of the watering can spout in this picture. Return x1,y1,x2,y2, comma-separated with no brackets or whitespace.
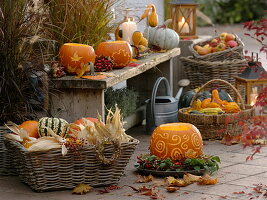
175,79,190,100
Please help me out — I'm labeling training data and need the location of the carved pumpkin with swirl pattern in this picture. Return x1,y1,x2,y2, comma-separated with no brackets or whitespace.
150,123,203,160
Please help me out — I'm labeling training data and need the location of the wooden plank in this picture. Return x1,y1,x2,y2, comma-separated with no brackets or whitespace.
51,48,180,89
50,88,104,122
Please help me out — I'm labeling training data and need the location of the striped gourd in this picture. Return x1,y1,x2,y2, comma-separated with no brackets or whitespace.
38,117,69,138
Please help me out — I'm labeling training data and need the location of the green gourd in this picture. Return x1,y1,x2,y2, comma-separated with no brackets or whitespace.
38,117,69,138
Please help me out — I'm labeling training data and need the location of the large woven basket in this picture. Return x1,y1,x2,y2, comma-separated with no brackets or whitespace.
0,127,17,175
4,137,139,192
180,56,247,96
189,34,244,62
178,79,255,140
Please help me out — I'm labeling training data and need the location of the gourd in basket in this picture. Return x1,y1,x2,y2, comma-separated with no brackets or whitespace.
178,79,255,139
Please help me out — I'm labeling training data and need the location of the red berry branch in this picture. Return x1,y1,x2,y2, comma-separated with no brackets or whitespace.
240,16,267,155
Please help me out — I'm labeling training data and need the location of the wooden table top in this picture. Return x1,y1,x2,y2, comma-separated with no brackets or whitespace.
51,48,181,89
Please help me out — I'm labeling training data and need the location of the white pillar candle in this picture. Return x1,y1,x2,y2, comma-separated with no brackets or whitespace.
178,17,189,33
122,18,137,45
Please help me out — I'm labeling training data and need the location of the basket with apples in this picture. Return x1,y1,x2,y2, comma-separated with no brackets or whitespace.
189,32,244,62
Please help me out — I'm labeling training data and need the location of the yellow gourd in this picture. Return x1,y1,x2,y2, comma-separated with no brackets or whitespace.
211,89,223,104
132,31,143,46
201,98,211,108
191,99,202,111
139,4,158,27
148,4,158,27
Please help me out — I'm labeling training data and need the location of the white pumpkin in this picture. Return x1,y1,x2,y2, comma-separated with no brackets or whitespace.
144,27,179,50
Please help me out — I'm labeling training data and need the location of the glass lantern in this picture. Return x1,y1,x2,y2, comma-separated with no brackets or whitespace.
169,0,198,39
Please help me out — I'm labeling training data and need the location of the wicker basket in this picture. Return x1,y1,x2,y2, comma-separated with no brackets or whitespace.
180,56,247,96
189,34,244,62
0,127,17,175
4,137,139,192
178,79,255,140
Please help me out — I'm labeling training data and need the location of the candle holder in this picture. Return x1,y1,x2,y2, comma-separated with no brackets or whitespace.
234,53,267,106
169,0,198,39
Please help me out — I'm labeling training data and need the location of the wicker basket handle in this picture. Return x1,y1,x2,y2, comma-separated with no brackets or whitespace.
189,79,245,110
95,140,122,166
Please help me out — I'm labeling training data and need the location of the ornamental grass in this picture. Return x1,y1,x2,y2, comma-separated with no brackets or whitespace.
47,0,119,49
0,0,51,125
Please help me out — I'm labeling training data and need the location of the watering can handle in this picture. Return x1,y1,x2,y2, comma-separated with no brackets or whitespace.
150,77,171,127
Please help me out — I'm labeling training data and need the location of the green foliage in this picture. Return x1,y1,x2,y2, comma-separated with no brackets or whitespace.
47,0,119,50
136,154,221,174
184,155,220,174
198,0,267,24
105,87,138,118
0,0,50,124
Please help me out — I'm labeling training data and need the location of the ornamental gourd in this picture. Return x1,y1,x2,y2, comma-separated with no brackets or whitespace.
95,41,132,68
144,27,179,50
38,117,69,138
59,43,96,74
19,120,39,138
150,123,203,160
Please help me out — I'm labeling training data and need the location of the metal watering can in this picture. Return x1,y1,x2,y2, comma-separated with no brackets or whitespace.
146,77,189,133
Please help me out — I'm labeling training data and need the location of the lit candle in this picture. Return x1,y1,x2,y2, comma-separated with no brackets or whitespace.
250,87,258,106
122,18,137,45
178,17,189,33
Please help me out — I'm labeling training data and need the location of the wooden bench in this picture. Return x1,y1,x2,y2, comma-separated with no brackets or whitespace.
50,48,181,123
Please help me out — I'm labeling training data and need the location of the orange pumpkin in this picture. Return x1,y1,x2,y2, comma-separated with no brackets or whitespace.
95,41,132,68
18,120,39,138
74,117,99,125
59,43,96,74
150,123,203,160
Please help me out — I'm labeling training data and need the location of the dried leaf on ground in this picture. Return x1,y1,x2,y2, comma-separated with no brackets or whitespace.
183,173,202,184
98,185,121,194
125,185,165,199
221,134,241,146
136,174,154,183
153,180,166,187
166,186,178,193
166,176,190,187
233,191,245,194
72,184,93,195
105,185,121,190
198,174,218,185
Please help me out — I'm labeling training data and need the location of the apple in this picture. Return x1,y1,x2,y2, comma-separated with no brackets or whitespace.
197,47,210,55
211,38,219,44
216,43,226,51
194,45,202,51
225,33,236,42
227,40,238,48
220,32,228,40
203,44,212,53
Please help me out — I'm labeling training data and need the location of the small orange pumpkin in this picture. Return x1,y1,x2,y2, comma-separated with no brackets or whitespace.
18,120,39,138
74,117,99,125
150,123,203,160
95,41,132,68
59,43,96,74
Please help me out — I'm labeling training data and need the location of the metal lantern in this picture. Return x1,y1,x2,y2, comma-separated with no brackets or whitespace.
169,0,198,39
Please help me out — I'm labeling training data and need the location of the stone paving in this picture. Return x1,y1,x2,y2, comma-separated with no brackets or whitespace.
1,125,267,200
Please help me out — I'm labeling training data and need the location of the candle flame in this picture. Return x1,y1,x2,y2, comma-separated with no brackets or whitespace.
250,95,258,106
